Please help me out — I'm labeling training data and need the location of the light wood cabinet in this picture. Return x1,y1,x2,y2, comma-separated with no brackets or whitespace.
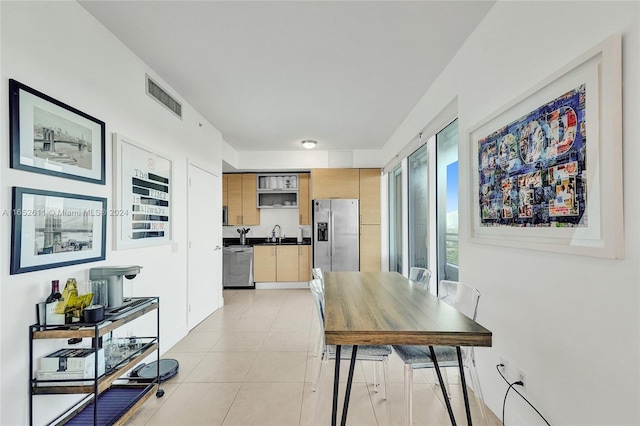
222,174,228,207
298,173,311,225
311,168,360,200
276,246,299,282
309,168,381,272
242,174,260,225
254,245,277,282
298,245,311,281
253,245,312,282
225,174,260,226
359,169,381,225
227,174,243,225
360,225,381,272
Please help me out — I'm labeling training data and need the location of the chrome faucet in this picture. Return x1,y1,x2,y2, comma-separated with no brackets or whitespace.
271,224,281,243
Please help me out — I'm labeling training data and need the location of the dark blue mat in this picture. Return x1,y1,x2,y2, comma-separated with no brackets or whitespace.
66,387,150,426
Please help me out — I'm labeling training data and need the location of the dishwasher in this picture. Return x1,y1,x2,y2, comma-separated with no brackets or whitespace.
223,245,254,289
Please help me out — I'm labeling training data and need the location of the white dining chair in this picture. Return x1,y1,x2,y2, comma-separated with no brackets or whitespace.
309,279,391,398
392,280,489,425
408,267,431,290
312,267,324,282
310,270,324,358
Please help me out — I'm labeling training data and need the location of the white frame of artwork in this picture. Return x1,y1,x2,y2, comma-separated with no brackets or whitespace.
468,35,623,259
114,133,173,250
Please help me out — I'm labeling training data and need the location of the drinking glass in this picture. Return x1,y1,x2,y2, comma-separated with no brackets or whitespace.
90,279,108,307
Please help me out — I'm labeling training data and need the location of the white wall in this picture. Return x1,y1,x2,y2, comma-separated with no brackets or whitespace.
222,139,239,170
0,3,222,425
226,148,383,171
0,1,4,422
382,2,639,425
223,209,311,241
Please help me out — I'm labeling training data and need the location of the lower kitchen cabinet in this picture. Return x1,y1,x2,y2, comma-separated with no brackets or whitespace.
360,225,381,272
298,245,311,281
254,245,277,282
253,245,311,282
276,246,299,281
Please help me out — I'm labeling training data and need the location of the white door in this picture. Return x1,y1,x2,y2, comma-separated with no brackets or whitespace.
187,163,222,329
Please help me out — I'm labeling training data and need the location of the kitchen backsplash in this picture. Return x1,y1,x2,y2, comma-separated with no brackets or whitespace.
223,208,312,240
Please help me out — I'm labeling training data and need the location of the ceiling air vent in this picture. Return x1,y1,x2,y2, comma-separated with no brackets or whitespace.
146,75,182,119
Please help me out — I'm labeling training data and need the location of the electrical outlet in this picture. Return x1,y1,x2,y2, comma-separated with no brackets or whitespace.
517,368,527,392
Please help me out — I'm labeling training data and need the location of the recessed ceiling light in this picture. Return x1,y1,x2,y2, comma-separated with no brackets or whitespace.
301,140,317,149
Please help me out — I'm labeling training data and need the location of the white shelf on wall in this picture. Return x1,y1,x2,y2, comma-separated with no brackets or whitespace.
256,174,299,208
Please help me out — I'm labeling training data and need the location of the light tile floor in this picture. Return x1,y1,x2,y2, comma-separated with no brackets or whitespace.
126,289,501,426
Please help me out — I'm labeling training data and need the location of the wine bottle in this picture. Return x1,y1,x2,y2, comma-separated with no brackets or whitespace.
45,280,62,304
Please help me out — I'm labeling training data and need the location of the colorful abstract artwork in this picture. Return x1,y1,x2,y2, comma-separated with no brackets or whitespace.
477,84,587,227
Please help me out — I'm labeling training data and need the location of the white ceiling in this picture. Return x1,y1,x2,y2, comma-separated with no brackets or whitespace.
80,1,494,152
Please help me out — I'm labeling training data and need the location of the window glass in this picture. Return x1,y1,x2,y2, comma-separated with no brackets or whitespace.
408,144,428,270
388,166,403,272
436,120,459,281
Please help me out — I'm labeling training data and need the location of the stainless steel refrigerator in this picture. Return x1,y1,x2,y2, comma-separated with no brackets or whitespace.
313,199,359,272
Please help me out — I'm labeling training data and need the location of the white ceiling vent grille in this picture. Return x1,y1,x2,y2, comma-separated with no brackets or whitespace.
146,75,182,119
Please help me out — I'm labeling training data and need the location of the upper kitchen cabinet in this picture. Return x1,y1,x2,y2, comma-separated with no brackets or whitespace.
227,174,242,225
256,173,299,208
242,174,260,224
298,173,311,225
311,168,359,200
359,169,381,225
225,173,260,226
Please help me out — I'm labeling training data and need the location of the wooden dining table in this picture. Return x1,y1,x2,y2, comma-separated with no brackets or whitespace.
323,271,492,426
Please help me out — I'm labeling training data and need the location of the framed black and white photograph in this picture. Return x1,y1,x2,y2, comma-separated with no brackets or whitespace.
9,79,106,184
114,133,172,250
468,35,623,259
10,187,107,275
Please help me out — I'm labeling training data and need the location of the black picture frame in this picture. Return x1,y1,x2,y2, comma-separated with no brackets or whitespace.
10,187,107,275
9,79,106,184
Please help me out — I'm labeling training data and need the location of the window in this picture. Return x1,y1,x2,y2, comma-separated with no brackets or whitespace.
388,165,403,273
408,144,428,270
436,120,459,281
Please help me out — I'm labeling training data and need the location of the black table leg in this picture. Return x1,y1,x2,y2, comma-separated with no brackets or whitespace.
330,345,359,426
332,345,342,426
457,347,473,426
429,346,457,426
341,345,358,426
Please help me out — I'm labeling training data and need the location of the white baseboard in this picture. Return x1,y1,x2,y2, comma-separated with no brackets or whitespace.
255,282,310,289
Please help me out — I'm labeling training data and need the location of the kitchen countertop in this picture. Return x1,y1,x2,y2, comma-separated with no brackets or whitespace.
223,237,311,247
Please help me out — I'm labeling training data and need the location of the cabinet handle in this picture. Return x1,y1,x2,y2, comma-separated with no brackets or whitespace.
237,215,242,223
